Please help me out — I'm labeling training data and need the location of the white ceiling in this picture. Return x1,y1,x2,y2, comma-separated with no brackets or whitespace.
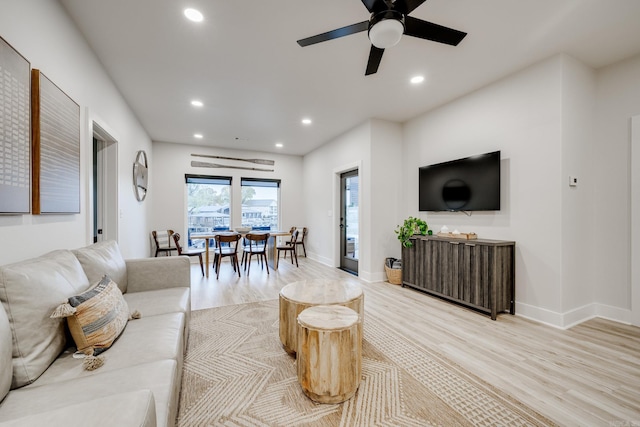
59,0,640,156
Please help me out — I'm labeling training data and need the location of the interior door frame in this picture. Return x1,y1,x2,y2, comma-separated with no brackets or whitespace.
332,161,362,270
87,111,119,245
339,169,359,274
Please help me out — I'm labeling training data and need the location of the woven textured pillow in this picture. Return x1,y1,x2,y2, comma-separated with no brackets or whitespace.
51,275,129,356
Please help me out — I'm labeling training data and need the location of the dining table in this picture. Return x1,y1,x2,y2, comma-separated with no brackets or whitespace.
190,230,293,278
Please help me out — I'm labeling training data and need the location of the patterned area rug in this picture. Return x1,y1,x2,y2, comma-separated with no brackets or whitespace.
177,300,556,426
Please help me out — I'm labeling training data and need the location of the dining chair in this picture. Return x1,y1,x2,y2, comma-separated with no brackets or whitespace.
152,230,177,257
172,232,205,276
277,229,299,268
288,227,308,257
213,233,242,279
243,232,270,275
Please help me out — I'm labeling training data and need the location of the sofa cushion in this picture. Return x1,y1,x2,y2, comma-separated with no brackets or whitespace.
0,389,156,427
34,312,184,386
73,240,128,293
0,250,90,389
0,360,178,427
123,287,190,319
52,275,130,356
0,305,12,401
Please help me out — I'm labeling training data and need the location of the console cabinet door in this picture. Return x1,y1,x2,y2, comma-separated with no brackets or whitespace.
460,243,490,310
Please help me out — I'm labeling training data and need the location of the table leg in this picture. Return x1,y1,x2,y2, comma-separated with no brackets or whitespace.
205,238,210,278
266,235,278,271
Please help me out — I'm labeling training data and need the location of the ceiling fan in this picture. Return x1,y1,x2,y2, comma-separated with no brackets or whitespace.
296,0,467,75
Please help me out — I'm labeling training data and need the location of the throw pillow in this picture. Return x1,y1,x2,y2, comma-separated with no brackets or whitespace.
51,275,129,356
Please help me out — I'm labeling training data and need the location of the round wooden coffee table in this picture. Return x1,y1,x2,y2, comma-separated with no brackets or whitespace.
278,279,364,355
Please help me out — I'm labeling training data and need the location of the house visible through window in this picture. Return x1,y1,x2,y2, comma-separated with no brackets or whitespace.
241,178,280,231
185,174,232,248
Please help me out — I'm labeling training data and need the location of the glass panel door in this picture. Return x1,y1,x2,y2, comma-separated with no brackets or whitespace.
340,169,358,275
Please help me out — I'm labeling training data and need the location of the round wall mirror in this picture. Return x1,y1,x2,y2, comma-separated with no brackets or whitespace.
133,150,148,201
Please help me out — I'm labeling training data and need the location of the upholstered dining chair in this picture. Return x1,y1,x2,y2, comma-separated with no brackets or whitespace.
152,230,177,257
277,229,299,268
172,232,205,276
213,233,242,279
243,232,270,275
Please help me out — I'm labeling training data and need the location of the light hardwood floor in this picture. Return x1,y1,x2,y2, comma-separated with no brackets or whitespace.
190,256,640,426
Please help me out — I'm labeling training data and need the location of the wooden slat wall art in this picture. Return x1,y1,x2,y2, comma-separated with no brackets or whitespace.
31,69,80,214
0,36,31,214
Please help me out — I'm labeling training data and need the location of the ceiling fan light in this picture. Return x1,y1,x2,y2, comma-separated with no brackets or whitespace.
369,19,404,49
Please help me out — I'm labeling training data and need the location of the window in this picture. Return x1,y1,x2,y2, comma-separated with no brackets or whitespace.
241,178,280,231
185,175,232,247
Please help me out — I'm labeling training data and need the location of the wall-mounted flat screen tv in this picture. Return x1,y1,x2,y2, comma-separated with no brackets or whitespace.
419,151,501,212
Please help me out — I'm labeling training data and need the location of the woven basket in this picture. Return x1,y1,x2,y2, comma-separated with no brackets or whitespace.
384,265,402,285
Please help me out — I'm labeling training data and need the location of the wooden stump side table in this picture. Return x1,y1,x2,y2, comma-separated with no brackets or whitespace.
296,305,362,404
278,279,364,355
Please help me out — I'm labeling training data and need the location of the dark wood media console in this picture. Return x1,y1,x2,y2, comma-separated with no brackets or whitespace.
401,235,515,320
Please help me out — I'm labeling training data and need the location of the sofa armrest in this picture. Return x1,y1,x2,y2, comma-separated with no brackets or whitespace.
126,256,190,293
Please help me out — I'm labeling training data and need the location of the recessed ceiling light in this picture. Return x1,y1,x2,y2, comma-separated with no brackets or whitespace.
190,100,203,107
184,8,203,22
410,75,425,84
194,133,203,139
275,143,284,148
301,118,312,125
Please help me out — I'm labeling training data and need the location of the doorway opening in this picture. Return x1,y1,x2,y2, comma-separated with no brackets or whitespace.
340,169,359,275
91,122,118,243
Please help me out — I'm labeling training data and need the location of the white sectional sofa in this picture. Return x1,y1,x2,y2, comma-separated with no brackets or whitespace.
0,241,190,427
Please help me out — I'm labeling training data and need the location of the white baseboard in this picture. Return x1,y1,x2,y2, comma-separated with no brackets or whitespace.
306,252,333,268
305,253,388,284
515,301,631,329
593,303,632,325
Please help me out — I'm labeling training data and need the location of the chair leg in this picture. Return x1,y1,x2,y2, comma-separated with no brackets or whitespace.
301,242,306,257
235,255,241,278
264,253,269,274
198,254,204,277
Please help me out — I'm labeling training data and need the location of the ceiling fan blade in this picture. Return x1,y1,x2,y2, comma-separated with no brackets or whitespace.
365,45,385,75
297,21,369,47
394,0,427,15
361,0,389,13
404,16,467,46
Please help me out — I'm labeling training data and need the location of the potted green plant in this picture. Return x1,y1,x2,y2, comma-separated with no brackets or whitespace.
395,216,428,248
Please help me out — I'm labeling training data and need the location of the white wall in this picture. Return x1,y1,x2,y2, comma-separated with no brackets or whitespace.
303,122,371,267
302,119,402,281
632,114,640,327
403,56,567,325
594,53,640,322
399,53,640,327
559,55,597,324
151,142,304,255
0,0,152,263
370,120,403,277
